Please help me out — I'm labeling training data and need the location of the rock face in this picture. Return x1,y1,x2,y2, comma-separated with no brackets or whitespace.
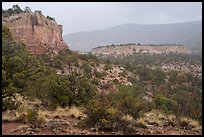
2,11,68,55
91,44,191,57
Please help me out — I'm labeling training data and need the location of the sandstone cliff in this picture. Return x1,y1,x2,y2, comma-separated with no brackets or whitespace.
2,10,68,55
91,44,191,57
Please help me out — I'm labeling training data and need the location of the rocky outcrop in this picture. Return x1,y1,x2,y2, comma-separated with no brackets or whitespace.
2,11,68,55
91,44,191,57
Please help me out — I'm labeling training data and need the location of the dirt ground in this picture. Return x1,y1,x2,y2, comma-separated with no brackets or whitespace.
2,112,202,135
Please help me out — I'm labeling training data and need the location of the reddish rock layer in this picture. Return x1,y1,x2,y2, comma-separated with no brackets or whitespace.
2,10,68,55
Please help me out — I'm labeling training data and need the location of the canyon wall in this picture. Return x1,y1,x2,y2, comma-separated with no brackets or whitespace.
2,10,68,55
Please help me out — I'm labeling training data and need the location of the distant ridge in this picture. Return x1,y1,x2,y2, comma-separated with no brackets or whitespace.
91,44,191,57
63,20,201,53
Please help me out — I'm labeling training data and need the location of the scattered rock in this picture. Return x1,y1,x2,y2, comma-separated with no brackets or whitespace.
61,129,67,133
52,128,59,134
65,122,70,126
35,128,41,133
91,127,97,132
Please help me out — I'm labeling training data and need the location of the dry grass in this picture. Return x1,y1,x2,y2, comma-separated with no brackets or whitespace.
2,109,45,124
135,118,147,128
192,125,202,132
3,110,32,123
179,117,191,128
166,115,177,127
121,114,134,123
39,106,69,118
39,106,86,120
137,110,176,127
134,110,169,128
188,119,201,129
178,117,201,130
142,110,163,126
3,93,46,124
68,106,86,119
3,98,41,123
139,110,201,130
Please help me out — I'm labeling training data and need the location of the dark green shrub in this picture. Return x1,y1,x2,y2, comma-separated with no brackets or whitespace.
94,71,106,78
44,74,96,108
116,95,144,119
154,94,178,114
3,5,24,17
82,63,92,78
108,84,145,119
177,72,188,84
172,90,202,120
135,66,152,81
91,78,99,85
84,99,122,131
151,68,166,85
119,71,126,77
168,71,178,84
2,97,18,111
46,15,55,21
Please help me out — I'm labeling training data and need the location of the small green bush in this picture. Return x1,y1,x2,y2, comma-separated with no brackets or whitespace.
25,108,45,125
82,63,92,78
84,99,122,131
119,71,126,77
26,108,38,124
91,79,99,85
95,71,106,78
109,84,145,119
2,97,18,111
154,94,178,114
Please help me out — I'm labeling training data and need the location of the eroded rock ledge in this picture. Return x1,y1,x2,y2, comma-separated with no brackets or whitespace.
91,44,191,57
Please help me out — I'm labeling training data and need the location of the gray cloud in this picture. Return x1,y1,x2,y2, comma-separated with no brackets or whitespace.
2,2,202,34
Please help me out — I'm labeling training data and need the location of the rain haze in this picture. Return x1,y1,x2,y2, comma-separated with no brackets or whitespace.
2,2,203,136
2,2,202,35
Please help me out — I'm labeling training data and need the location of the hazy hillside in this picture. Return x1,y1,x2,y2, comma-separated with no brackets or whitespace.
2,4,202,135
64,20,202,53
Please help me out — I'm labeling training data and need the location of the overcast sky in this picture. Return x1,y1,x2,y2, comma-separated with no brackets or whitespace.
2,2,202,35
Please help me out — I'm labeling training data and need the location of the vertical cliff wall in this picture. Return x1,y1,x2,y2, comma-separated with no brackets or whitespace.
2,10,68,55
